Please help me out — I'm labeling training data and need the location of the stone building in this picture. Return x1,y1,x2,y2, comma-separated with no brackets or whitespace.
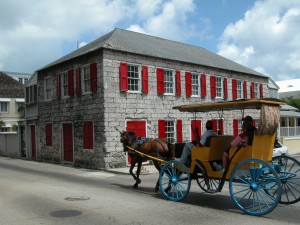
33,28,268,169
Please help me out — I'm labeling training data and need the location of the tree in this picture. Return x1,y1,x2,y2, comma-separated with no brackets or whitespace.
0,120,5,130
281,97,300,111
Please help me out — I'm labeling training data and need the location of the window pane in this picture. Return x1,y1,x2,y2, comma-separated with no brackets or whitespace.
216,77,223,97
191,73,200,96
165,120,175,143
128,65,140,92
164,70,174,94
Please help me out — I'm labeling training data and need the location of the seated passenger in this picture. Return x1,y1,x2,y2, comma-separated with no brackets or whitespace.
213,116,257,172
176,120,217,165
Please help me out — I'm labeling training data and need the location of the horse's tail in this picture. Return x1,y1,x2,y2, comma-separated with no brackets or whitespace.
167,142,175,159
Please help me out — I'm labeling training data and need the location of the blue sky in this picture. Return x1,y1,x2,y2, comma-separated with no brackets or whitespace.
0,0,299,81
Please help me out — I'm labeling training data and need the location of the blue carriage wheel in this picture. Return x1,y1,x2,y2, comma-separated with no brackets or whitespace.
159,160,191,202
229,158,281,216
271,155,300,204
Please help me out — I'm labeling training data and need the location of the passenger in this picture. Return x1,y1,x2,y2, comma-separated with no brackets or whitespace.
176,120,217,165
213,116,257,172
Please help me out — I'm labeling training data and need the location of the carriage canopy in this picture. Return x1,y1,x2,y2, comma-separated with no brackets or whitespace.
173,98,286,135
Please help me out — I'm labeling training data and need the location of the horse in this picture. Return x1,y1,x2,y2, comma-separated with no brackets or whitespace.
120,131,173,191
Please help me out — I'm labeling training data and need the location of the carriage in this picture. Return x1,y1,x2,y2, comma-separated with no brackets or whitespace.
123,98,300,216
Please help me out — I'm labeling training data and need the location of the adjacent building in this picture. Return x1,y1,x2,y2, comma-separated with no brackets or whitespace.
1,71,32,85
30,28,269,169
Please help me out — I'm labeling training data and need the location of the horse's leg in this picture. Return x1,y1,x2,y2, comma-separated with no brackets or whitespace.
129,155,138,183
153,161,162,192
133,157,142,188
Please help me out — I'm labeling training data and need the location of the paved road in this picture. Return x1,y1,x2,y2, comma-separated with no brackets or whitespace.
0,157,299,225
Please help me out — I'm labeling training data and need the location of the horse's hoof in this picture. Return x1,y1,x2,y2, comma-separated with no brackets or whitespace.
133,184,138,189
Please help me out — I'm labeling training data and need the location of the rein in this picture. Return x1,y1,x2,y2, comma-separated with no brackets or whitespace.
126,146,167,163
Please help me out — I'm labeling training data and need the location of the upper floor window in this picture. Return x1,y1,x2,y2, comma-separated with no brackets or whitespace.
237,80,243,99
81,66,91,94
191,73,200,97
44,76,52,101
26,85,37,103
61,71,69,98
15,102,24,113
216,77,223,98
164,69,175,95
128,64,141,93
0,102,9,113
158,119,182,144
120,62,148,94
254,82,260,99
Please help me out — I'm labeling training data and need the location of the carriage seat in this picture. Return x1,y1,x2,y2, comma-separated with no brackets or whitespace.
191,135,234,161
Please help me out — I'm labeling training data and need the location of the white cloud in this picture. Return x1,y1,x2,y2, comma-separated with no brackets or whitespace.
0,0,205,73
217,0,300,81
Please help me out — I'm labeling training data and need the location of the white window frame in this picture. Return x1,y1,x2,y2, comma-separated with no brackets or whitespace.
237,80,243,99
0,102,9,113
44,76,52,101
191,73,200,97
60,71,69,98
127,63,141,93
81,65,91,94
165,120,176,143
164,69,175,95
216,76,223,98
254,82,259,99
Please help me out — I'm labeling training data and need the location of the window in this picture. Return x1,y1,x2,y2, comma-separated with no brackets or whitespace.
45,123,52,146
128,64,141,93
0,102,8,113
254,82,259,99
61,71,69,98
237,80,243,99
44,76,52,101
165,120,175,143
26,85,37,103
191,73,200,97
81,66,91,94
164,70,175,95
15,102,24,113
19,78,23,83
216,77,223,98
83,121,94,149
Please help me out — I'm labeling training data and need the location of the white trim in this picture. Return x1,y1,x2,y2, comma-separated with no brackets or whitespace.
15,98,25,102
0,98,11,102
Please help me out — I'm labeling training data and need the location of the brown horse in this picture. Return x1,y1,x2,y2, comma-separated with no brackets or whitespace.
120,131,173,191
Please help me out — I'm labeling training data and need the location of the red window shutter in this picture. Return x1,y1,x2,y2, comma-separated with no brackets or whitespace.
243,81,247,99
157,68,164,94
158,120,166,138
76,68,81,96
201,74,206,97
176,120,183,143
142,65,148,94
175,70,181,96
185,72,192,97
212,119,218,133
253,119,256,127
120,62,128,92
45,123,52,146
251,82,255,98
210,76,216,98
232,79,237,100
233,119,239,136
220,120,224,135
223,78,228,99
191,120,202,142
90,63,97,93
83,121,93,149
68,69,74,96
260,83,263,98
56,74,60,99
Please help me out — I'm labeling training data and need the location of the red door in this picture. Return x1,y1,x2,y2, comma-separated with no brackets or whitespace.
126,120,146,164
30,125,36,158
63,123,73,162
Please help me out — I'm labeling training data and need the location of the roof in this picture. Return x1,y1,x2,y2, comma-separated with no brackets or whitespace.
281,104,299,111
0,72,24,98
25,72,37,87
280,110,300,118
38,28,266,78
276,79,300,93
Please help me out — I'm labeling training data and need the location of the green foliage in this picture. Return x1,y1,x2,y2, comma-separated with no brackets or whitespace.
281,97,300,111
0,120,5,129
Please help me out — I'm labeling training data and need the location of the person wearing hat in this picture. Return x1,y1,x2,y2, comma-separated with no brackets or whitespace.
176,120,217,166
213,115,257,172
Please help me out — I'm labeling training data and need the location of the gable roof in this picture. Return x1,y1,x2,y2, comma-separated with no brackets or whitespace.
0,72,24,98
39,28,266,78
276,79,300,93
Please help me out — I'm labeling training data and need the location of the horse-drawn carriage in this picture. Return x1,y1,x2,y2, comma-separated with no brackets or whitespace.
121,98,300,216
